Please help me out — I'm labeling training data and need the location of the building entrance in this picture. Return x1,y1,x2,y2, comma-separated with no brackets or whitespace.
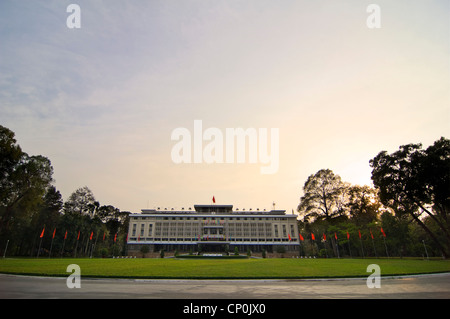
198,243,227,253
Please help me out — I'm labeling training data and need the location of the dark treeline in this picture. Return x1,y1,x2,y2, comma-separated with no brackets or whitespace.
297,137,450,259
0,125,129,257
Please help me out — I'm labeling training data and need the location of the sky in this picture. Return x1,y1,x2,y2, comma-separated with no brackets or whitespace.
1,0,449,214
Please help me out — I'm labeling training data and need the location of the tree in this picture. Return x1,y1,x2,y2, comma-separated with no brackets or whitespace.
347,185,387,226
297,169,348,223
140,245,149,258
0,153,54,234
63,186,96,217
370,137,450,257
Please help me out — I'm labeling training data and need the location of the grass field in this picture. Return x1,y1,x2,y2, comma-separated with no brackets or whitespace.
0,257,449,279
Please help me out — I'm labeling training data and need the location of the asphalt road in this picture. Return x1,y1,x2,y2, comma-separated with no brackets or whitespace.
0,273,449,299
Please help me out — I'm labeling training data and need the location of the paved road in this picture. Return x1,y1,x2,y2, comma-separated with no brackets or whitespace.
0,273,449,299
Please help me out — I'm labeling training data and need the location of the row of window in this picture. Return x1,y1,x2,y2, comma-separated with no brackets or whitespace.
131,223,297,239
132,216,290,221
128,237,297,242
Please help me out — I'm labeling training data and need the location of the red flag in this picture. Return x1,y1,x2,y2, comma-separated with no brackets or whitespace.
299,234,304,241
288,234,291,241
381,227,386,237
212,196,216,203
90,231,93,240
103,232,106,241
311,233,315,241
323,233,326,241
335,232,338,240
52,228,56,239
347,231,350,240
64,230,67,240
77,230,80,241
358,230,362,239
114,233,117,242
40,227,45,238
370,229,374,239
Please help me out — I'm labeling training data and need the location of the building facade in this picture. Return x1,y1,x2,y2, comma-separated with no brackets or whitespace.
127,204,300,256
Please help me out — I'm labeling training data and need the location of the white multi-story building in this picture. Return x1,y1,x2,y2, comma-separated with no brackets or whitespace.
127,204,300,255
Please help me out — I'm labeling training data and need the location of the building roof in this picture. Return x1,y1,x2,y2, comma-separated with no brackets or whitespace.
136,204,288,216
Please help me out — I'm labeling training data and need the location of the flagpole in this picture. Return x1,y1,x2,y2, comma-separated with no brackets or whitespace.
74,231,80,258
370,229,377,258
334,234,340,258
383,235,389,258
60,233,66,258
48,232,54,258
37,236,43,258
3,240,9,258
359,230,365,258
37,226,45,258
346,231,352,258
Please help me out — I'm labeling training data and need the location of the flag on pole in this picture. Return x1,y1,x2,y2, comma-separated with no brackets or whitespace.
288,234,291,241
370,229,374,239
311,233,315,241
323,233,326,241
335,232,338,240
347,231,350,240
114,233,117,242
77,230,80,241
381,227,386,237
358,230,362,239
103,232,106,241
90,231,93,240
212,196,215,203
64,230,67,240
299,234,304,241
40,227,45,238
52,228,56,239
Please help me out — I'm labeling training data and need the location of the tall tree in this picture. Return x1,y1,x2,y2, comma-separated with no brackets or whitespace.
370,137,450,257
297,169,348,222
347,185,387,226
63,186,96,217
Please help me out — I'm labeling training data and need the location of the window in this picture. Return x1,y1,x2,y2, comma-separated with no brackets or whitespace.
140,224,145,237
282,225,287,237
132,224,137,236
148,224,153,237
274,225,278,237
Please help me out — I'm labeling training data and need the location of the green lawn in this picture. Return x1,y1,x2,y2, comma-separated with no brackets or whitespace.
0,257,449,279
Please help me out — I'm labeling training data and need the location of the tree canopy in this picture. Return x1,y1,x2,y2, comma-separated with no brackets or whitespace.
0,125,129,257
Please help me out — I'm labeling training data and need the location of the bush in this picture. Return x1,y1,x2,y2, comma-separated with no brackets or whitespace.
140,245,149,258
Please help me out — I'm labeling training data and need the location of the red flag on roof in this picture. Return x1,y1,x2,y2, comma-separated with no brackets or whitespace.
212,196,216,203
